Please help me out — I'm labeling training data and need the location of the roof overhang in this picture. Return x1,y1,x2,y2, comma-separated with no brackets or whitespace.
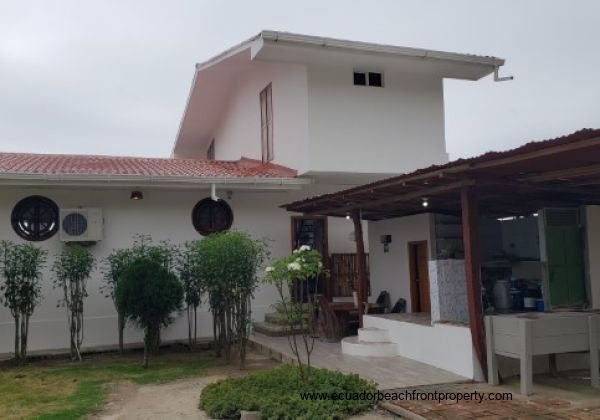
256,31,504,80
173,31,507,157
0,173,310,190
282,129,600,220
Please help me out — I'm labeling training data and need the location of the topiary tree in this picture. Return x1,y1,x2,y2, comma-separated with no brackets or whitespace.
115,258,183,368
178,241,204,349
263,246,327,379
0,241,47,361
52,244,95,361
101,235,179,353
195,231,268,368
100,248,131,353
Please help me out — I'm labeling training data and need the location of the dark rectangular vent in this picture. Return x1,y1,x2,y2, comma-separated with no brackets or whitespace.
368,72,382,87
353,72,366,86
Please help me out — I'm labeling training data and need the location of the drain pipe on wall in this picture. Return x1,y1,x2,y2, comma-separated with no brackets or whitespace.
494,66,514,82
211,183,221,201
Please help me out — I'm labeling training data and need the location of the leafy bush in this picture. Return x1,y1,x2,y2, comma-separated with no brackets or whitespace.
264,246,327,377
178,240,204,348
115,258,183,367
0,241,47,361
195,231,268,368
101,235,179,353
52,244,95,361
200,365,377,419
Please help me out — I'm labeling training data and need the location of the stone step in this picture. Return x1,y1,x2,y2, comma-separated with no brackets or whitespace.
252,322,305,337
341,336,398,357
265,312,311,325
358,327,389,343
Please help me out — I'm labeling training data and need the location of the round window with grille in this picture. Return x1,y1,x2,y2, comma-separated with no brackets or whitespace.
11,195,59,241
62,212,88,236
191,198,233,236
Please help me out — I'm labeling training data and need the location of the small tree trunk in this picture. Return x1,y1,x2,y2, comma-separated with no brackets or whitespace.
193,306,198,348
187,305,192,349
143,342,149,369
118,312,125,354
14,314,20,361
20,315,28,360
143,327,152,368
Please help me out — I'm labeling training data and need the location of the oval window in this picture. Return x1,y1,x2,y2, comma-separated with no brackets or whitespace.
192,198,233,236
11,195,59,241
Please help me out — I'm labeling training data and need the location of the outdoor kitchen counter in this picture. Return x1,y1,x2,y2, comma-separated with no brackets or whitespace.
485,311,600,395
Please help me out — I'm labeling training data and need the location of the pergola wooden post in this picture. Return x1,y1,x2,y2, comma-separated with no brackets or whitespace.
461,186,487,379
351,209,367,328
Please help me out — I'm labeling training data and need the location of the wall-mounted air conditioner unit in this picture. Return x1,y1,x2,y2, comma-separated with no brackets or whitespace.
59,208,103,242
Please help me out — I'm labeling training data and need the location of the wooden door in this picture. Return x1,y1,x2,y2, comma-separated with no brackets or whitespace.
409,241,431,313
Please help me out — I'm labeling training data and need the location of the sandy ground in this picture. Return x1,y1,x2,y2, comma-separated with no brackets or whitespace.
96,375,224,420
93,352,395,419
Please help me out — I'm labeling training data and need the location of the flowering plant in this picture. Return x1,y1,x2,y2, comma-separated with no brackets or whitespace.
263,246,327,379
263,246,323,287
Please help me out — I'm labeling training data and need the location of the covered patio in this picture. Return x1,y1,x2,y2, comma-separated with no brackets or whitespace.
282,129,600,384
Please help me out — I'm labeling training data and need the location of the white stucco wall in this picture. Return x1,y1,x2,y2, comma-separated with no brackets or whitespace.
306,65,448,175
364,315,482,380
367,214,432,310
0,185,361,354
201,61,449,178
212,61,310,174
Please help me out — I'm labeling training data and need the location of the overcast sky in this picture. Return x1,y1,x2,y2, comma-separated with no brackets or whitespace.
1,0,598,160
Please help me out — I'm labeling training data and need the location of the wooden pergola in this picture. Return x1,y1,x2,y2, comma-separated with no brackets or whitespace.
282,129,600,377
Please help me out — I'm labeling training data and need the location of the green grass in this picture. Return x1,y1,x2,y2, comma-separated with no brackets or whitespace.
0,350,219,419
200,365,377,420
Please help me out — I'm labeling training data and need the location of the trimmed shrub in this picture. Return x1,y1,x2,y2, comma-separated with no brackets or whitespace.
115,258,183,367
200,365,377,419
0,241,47,361
52,244,95,361
195,231,268,368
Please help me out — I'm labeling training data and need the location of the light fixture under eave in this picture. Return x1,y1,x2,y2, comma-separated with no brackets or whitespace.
130,191,143,200
422,197,429,208
345,212,351,220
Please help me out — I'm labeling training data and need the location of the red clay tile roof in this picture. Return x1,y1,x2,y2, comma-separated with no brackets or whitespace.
0,153,297,178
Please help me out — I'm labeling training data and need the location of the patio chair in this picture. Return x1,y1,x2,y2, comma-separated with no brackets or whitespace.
375,290,391,313
390,298,407,313
315,294,341,341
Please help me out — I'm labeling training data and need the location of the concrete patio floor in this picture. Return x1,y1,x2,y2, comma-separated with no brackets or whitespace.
250,331,468,390
384,371,600,419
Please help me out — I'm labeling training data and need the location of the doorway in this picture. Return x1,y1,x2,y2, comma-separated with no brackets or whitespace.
291,216,329,299
408,241,431,313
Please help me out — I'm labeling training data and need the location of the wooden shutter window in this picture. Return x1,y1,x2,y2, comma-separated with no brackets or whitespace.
260,84,273,162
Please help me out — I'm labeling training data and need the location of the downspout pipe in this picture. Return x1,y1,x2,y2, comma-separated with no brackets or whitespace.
211,183,221,201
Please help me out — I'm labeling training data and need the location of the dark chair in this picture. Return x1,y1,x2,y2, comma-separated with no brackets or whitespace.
391,298,407,313
375,290,391,313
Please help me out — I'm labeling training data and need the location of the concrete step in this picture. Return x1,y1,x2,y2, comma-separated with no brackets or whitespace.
252,322,305,337
358,327,389,343
341,336,398,357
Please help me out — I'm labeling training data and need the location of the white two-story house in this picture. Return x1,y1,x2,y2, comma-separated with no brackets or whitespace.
0,31,505,355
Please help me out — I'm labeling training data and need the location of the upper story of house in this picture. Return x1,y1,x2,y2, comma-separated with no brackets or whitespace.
172,31,506,183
